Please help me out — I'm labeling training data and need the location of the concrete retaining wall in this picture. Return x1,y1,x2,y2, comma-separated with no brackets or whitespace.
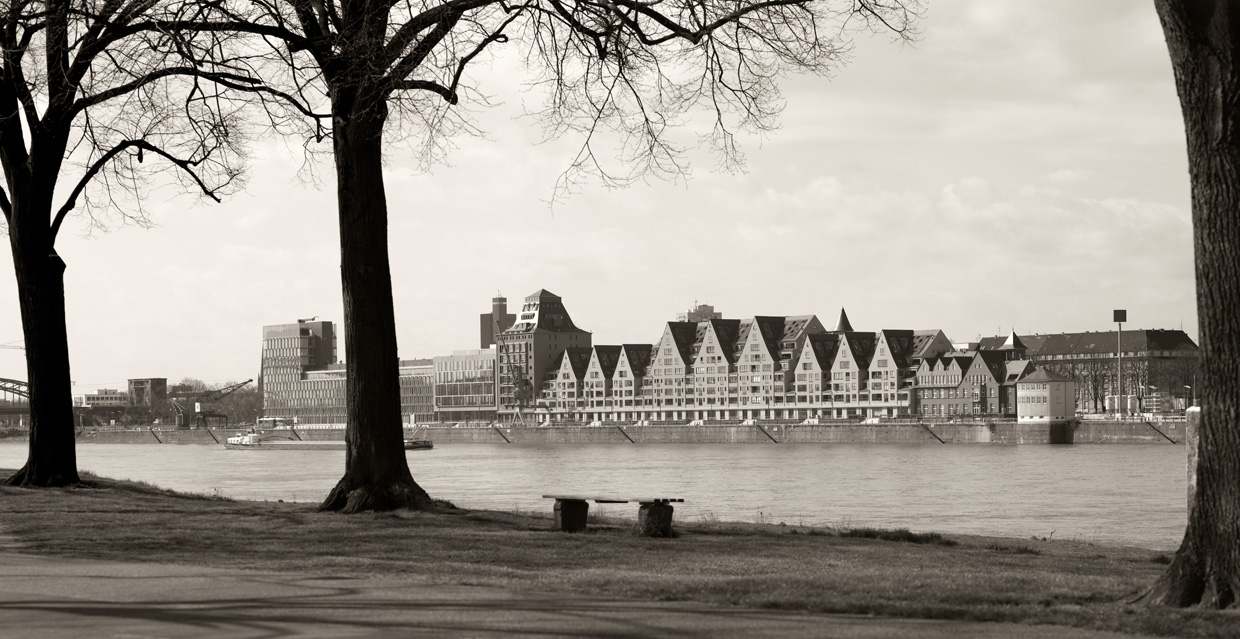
74,419,1181,445
1075,420,1183,444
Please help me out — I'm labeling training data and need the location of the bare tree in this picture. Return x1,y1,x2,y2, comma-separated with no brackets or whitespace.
1077,358,1108,413
199,0,917,512
1141,0,1240,609
1,0,249,486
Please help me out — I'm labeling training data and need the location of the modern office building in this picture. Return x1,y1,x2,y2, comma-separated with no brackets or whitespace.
496,290,592,417
259,318,433,425
433,348,498,423
978,329,1199,412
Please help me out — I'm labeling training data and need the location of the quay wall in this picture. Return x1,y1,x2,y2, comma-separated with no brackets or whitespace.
72,419,1182,445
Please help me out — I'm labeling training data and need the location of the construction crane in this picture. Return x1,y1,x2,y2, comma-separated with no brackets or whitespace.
169,379,253,429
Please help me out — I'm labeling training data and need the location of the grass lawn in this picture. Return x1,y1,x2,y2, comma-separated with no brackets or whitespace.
0,469,1234,638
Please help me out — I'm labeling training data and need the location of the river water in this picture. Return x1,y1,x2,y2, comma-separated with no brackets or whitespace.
0,442,1187,550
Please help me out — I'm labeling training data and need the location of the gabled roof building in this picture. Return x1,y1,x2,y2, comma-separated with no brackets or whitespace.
978,329,1199,413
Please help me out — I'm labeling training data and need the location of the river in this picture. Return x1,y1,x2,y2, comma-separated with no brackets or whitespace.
0,442,1187,550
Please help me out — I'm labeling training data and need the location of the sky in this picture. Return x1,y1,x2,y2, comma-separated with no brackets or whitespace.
0,2,1195,391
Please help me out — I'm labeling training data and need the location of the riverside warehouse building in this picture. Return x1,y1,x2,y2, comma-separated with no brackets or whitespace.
260,292,1199,426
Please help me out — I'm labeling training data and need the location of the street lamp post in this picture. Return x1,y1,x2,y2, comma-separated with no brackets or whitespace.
1114,310,1127,417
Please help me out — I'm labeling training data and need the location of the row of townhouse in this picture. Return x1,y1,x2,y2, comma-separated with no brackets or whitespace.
527,302,959,422
914,333,1036,418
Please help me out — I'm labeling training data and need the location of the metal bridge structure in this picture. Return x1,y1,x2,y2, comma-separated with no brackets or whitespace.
0,378,30,416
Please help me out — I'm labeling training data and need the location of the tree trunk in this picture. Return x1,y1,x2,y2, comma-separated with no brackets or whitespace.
4,188,79,487
1141,0,1240,609
318,102,432,513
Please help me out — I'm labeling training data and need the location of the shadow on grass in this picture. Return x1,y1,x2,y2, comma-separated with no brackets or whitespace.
838,527,958,547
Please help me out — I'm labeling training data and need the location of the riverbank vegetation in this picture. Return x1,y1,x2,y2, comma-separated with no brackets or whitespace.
0,470,1232,637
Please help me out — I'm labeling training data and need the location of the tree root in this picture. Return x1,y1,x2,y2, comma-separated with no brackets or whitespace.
1137,551,1238,609
318,477,436,513
3,464,80,488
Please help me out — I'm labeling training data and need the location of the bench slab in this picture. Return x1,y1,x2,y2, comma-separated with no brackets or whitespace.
542,495,683,504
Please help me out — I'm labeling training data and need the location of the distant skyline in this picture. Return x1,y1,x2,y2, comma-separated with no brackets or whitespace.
0,2,1196,391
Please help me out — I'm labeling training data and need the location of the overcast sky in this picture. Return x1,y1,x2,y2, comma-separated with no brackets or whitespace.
0,2,1194,391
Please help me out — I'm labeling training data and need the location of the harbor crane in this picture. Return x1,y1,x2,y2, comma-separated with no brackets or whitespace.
169,379,253,429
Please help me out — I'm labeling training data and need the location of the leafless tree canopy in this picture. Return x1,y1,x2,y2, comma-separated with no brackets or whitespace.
194,0,918,190
0,0,251,240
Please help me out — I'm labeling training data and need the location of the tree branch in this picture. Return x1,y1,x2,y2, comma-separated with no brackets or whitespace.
0,184,11,222
70,68,261,116
382,0,504,68
51,139,220,243
391,7,527,103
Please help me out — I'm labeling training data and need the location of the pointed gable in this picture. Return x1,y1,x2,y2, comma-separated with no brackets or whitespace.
592,345,622,377
975,350,1009,383
805,333,842,369
620,344,653,377
708,319,742,365
878,329,916,368
842,332,878,369
751,316,785,360
664,321,699,365
564,347,593,378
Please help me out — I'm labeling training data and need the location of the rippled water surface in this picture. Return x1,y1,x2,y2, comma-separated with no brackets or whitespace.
0,442,1187,549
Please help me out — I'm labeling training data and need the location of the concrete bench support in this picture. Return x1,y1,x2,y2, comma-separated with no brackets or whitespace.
544,495,683,536
553,499,589,533
637,503,675,538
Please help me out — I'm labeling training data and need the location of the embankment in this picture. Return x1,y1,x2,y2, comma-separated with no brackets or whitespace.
73,419,1183,445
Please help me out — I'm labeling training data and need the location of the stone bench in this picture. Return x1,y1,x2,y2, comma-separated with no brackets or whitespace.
542,495,684,537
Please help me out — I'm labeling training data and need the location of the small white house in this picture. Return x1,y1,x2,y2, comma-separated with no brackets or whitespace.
1017,367,1076,422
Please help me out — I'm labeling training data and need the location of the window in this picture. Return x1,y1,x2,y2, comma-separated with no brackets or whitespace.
840,361,850,369
750,344,759,351
877,359,887,367
802,363,812,370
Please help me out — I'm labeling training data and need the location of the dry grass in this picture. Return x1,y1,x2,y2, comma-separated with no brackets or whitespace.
0,469,1235,638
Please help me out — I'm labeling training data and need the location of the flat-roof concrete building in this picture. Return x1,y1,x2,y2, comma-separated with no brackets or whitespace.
259,319,433,425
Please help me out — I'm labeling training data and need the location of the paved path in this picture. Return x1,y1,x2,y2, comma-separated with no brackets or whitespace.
0,551,1152,639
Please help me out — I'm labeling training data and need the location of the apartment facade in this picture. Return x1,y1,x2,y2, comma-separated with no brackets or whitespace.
528,308,945,422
